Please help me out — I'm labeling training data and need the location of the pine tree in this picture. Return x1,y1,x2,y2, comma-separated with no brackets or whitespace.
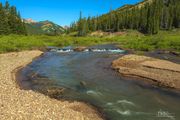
77,11,83,36
0,3,9,34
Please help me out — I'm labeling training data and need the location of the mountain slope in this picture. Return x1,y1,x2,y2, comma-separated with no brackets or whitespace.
24,19,65,35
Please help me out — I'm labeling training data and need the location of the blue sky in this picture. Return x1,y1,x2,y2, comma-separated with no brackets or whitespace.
1,0,141,26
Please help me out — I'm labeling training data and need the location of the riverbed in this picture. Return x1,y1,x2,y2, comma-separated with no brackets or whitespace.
1,51,103,120
18,46,180,120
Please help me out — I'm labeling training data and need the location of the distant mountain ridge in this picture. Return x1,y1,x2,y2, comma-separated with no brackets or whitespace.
24,19,65,35
117,0,153,11
23,18,37,24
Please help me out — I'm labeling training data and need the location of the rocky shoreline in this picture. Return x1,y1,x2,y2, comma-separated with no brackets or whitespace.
0,50,103,120
112,54,180,90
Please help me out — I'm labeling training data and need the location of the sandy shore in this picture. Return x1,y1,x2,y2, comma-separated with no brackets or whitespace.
112,54,180,90
0,50,103,120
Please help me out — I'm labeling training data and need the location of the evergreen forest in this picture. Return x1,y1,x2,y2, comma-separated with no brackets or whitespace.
69,0,180,36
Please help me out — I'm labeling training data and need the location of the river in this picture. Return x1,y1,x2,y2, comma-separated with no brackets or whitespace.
18,45,180,120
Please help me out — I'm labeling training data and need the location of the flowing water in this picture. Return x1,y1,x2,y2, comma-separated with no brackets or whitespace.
19,45,180,120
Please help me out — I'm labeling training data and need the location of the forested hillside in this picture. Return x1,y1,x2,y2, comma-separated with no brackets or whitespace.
69,0,180,35
0,1,26,35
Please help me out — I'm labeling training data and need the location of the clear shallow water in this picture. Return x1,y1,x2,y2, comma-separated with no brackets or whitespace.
19,47,180,120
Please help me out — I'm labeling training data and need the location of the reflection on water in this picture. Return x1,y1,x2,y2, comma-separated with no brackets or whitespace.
19,46,180,120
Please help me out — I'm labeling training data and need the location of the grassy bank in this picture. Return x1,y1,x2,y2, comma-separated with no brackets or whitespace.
0,30,180,53
118,30,180,52
0,35,111,53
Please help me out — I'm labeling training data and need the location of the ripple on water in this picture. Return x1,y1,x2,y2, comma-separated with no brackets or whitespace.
117,100,136,106
116,109,131,116
86,90,103,97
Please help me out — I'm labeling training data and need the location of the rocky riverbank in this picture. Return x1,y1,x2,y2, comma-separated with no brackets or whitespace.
0,50,103,120
112,54,180,90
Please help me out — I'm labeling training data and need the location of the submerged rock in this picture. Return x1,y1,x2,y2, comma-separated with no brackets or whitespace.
170,51,180,56
45,87,65,98
75,81,88,92
80,81,87,87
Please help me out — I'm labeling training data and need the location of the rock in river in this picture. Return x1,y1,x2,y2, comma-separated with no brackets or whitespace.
45,87,65,98
74,46,87,52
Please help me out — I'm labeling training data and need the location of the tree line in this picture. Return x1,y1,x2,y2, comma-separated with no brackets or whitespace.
0,1,27,35
69,0,180,36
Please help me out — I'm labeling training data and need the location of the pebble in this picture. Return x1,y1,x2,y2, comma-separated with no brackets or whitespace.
0,50,102,120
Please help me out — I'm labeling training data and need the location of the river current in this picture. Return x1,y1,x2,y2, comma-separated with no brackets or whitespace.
19,45,180,120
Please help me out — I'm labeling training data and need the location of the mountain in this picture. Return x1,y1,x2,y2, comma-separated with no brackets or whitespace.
23,18,37,24
116,0,153,11
24,19,65,35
